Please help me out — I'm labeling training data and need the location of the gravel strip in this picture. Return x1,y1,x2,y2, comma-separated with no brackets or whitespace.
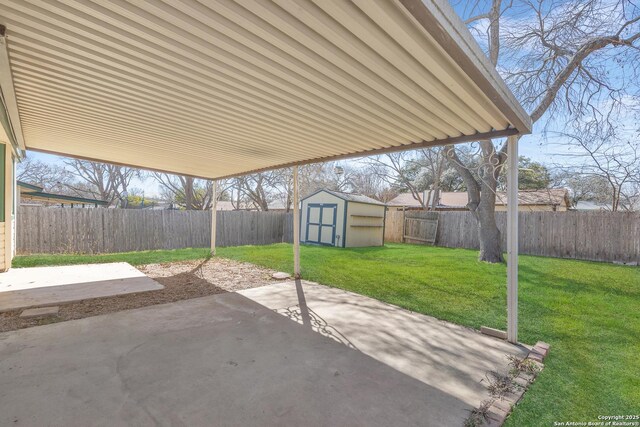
0,258,277,333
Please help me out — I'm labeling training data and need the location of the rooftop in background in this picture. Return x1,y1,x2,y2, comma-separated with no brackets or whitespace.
17,180,108,207
575,198,640,212
0,0,530,179
390,189,571,211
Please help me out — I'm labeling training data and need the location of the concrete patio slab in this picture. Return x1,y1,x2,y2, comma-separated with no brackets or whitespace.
239,280,529,409
2,290,472,427
0,279,529,426
0,263,163,312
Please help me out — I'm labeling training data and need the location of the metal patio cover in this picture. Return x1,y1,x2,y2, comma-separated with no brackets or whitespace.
0,0,531,178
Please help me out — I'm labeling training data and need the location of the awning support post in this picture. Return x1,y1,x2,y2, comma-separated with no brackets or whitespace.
507,135,519,343
211,180,217,256
293,166,301,279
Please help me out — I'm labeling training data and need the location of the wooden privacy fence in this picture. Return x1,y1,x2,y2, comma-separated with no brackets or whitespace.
384,210,439,243
385,210,640,264
403,212,439,244
17,207,640,263
17,207,293,254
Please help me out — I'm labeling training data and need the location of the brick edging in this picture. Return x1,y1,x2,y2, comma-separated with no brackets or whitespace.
482,341,550,426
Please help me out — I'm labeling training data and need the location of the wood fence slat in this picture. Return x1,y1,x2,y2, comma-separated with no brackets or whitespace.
16,208,294,254
15,207,640,264
383,209,640,263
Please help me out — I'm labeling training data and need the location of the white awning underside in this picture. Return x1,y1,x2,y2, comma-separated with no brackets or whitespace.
0,0,531,179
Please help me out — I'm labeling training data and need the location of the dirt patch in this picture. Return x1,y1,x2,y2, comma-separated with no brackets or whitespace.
0,258,278,333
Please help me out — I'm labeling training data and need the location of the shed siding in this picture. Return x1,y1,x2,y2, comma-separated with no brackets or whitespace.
345,202,385,247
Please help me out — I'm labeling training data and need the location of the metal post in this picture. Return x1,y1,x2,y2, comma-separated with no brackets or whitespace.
211,180,217,256
507,135,519,343
293,166,301,278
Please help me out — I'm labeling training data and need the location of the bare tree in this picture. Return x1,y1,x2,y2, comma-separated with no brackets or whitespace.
17,157,71,194
364,149,451,209
236,172,275,211
349,163,392,201
365,152,428,208
421,148,448,209
296,162,360,197
553,128,639,211
153,173,232,210
63,159,138,206
230,162,392,212
446,0,640,262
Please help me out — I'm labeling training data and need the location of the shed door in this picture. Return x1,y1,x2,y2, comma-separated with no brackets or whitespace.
306,203,337,246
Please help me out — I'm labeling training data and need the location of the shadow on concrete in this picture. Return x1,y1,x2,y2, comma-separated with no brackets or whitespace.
278,279,358,349
0,291,469,426
240,281,530,414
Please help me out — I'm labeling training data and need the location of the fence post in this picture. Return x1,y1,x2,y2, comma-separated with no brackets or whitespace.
401,206,406,243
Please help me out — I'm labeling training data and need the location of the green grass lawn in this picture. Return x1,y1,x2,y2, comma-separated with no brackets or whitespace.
12,248,211,268
13,244,640,425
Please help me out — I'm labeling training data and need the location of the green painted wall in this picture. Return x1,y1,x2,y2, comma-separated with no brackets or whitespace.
0,144,4,222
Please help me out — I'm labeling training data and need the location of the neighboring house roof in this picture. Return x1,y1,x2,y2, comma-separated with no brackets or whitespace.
505,189,570,208
574,201,611,211
387,192,425,208
303,189,386,206
575,198,640,212
266,200,288,210
216,201,239,211
17,180,109,206
389,189,570,209
16,180,42,191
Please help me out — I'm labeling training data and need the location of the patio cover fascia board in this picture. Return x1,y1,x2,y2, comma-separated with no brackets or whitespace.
31,128,519,181
0,25,24,158
399,0,530,134
0,0,530,180
215,128,520,180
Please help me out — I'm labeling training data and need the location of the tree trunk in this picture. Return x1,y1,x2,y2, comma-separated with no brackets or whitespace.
431,186,441,210
445,142,505,263
611,186,619,212
476,188,503,263
184,177,194,210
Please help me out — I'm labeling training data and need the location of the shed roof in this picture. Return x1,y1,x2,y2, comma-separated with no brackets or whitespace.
304,189,386,206
0,0,530,177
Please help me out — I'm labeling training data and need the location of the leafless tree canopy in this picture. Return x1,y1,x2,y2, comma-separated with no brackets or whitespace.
62,160,139,206
16,158,71,194
153,174,234,210
552,126,639,211
446,0,639,262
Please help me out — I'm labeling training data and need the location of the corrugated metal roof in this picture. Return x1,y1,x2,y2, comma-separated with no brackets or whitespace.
0,0,530,178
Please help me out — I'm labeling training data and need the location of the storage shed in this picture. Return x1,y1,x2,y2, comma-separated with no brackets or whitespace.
301,190,386,248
